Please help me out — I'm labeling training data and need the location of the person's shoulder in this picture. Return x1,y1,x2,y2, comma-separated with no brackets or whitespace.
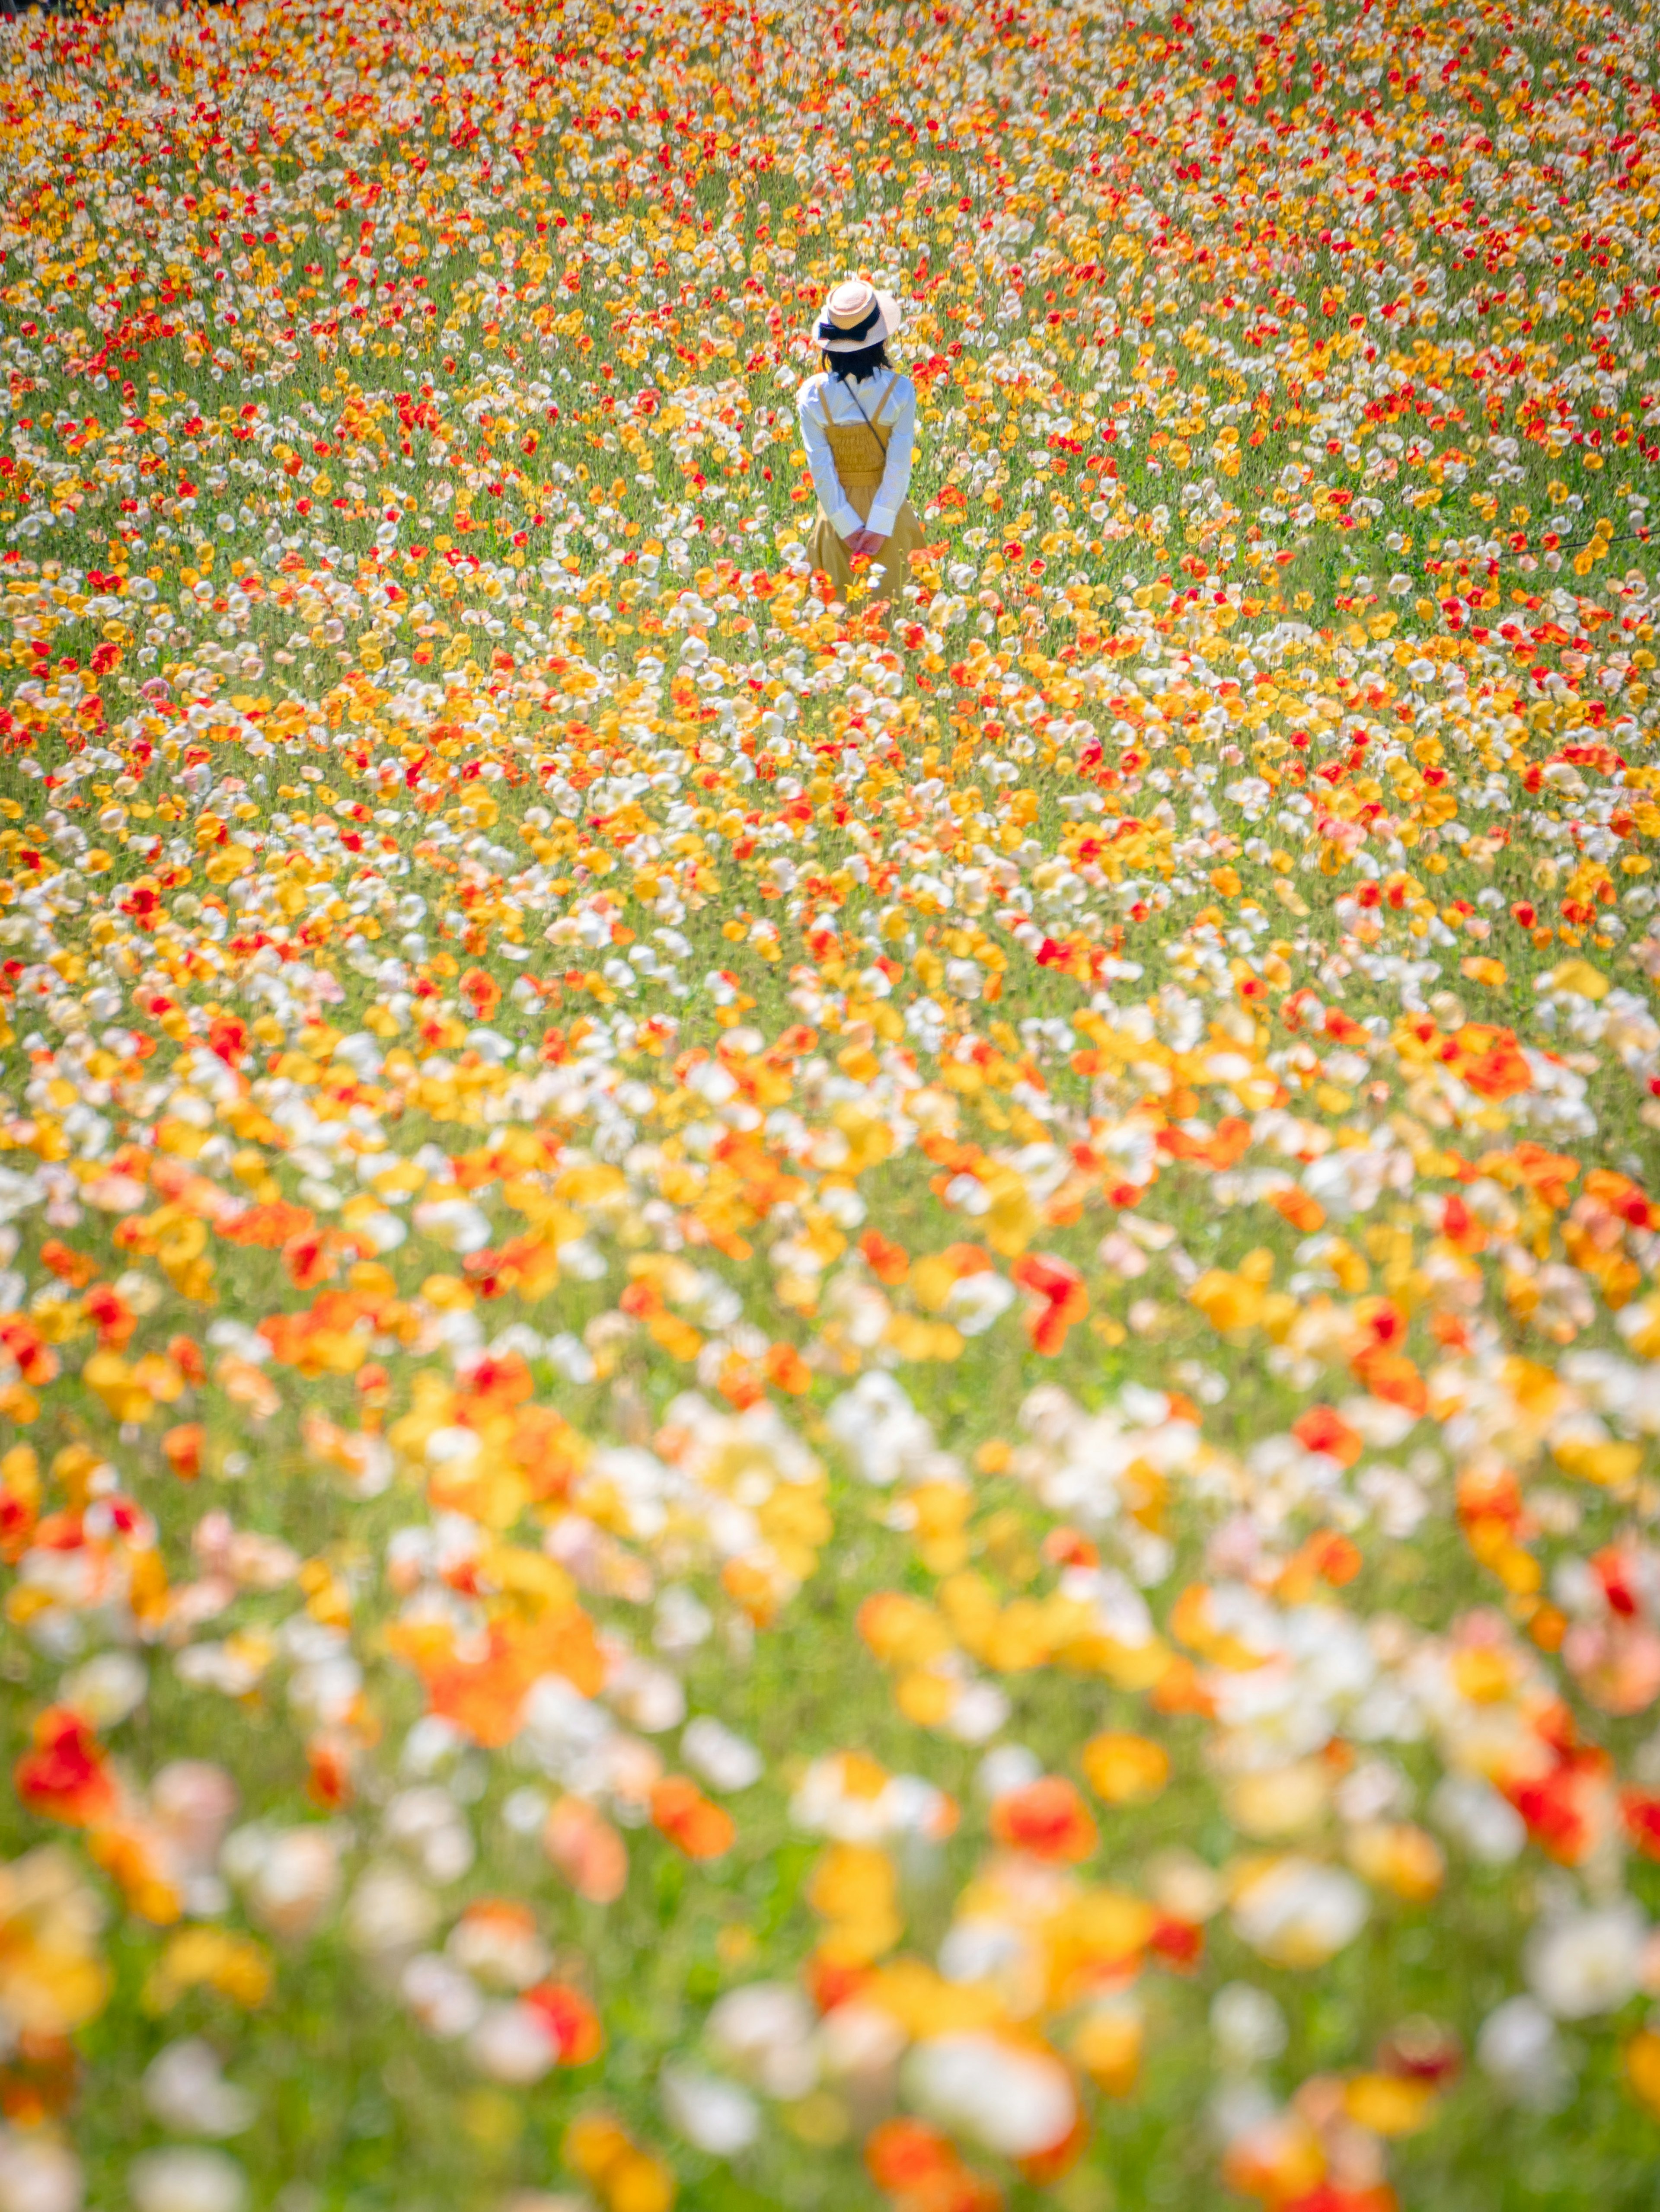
796,370,829,405
887,367,918,399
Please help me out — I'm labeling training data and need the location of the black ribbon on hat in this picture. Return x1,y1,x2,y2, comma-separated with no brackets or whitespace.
817,296,881,344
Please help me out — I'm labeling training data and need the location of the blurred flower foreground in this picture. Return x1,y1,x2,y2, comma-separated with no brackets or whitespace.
5,1,1660,2209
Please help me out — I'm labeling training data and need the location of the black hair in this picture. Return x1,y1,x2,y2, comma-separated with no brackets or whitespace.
822,339,891,383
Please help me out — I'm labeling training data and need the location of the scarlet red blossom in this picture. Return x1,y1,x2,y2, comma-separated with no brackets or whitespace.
1010,1253,1088,1355
1291,1406,1363,1467
989,1777,1098,1863
15,1708,117,1828
523,1979,604,2064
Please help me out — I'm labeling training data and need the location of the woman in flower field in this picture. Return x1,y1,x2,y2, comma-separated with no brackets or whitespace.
7,0,1660,2209
798,280,924,607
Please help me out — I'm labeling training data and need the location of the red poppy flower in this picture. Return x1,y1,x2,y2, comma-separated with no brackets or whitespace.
1291,1406,1363,1467
1011,1253,1088,1355
990,1777,1098,1863
524,1980,604,2065
649,1775,735,1860
16,1708,116,1828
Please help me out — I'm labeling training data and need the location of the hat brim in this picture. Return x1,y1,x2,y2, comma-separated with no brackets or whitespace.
817,287,903,353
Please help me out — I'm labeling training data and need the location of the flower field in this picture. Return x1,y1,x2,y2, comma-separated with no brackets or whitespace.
7,0,1660,2207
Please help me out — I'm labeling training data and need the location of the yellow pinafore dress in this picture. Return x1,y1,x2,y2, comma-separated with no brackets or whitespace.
805,377,925,605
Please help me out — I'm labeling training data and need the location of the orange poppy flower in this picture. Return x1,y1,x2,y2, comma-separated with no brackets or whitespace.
461,967,502,1019
764,1341,812,1394
859,1229,911,1283
395,1609,604,1748
865,2119,1000,2211
161,1424,205,1480
649,1775,736,1860
221,1201,317,1251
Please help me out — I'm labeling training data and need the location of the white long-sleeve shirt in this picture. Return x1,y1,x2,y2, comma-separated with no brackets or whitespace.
796,367,916,542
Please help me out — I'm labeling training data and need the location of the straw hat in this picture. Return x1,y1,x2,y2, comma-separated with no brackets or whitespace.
814,278,903,354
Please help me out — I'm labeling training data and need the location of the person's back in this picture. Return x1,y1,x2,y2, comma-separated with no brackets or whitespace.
798,282,923,607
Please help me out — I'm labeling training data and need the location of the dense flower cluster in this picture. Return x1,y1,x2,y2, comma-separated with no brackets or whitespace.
3,0,1660,2208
